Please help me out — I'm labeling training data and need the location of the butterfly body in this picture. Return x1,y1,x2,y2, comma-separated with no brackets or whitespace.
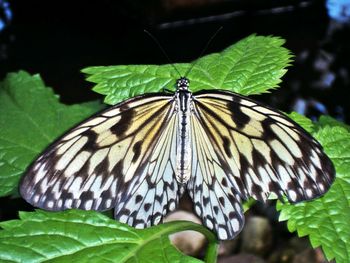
175,77,192,184
20,77,335,240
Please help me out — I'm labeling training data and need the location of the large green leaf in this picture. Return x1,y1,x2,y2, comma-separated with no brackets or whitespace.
83,35,292,105
0,71,103,197
0,210,217,263
277,122,350,263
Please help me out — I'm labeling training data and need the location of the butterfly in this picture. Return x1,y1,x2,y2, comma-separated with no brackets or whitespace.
20,76,335,240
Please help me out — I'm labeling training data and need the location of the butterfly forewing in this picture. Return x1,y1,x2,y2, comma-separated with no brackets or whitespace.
20,93,183,226
187,90,335,239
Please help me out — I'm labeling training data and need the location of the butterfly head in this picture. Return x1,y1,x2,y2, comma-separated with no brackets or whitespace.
176,77,190,91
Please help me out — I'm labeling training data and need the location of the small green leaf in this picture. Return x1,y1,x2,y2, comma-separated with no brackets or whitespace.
287,111,315,133
0,71,103,197
316,115,350,131
277,123,350,263
83,35,292,105
0,210,216,263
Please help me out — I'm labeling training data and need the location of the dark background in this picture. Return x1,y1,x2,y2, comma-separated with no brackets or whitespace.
0,1,348,261
1,0,349,122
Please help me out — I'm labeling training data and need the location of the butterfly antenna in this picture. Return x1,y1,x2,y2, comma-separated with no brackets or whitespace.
184,26,223,77
144,30,183,78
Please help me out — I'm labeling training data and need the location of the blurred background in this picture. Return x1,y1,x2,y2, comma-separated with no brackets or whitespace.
0,0,349,262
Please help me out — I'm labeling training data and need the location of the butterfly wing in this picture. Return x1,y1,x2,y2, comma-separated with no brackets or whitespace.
188,90,335,240
188,111,245,240
20,93,182,228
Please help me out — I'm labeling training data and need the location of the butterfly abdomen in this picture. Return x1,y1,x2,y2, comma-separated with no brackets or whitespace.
175,90,192,183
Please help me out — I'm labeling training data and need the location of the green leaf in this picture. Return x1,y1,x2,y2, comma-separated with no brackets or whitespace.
0,71,103,197
277,124,350,263
83,35,292,105
287,111,315,133
0,210,217,263
316,115,350,131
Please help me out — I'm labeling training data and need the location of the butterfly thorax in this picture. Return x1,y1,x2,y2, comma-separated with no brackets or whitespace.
175,77,192,183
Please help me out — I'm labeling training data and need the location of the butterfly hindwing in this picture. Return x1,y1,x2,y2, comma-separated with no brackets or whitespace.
20,93,182,226
114,111,184,227
188,113,245,240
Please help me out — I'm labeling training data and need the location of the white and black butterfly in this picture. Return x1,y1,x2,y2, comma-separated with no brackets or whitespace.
20,77,335,240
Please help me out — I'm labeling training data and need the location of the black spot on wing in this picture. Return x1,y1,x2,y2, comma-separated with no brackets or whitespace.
237,153,251,193
213,206,219,214
227,100,250,129
81,130,98,150
80,190,94,200
268,181,282,197
155,193,162,203
227,194,236,204
110,108,135,136
144,203,152,212
203,196,210,206
287,179,299,193
228,211,236,219
221,177,228,188
222,136,232,158
251,184,264,200
99,190,115,210
219,197,225,206
94,157,110,178
252,148,266,167
132,141,142,163
135,195,143,204
151,213,163,224
120,208,131,216
60,191,74,200
111,160,123,177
